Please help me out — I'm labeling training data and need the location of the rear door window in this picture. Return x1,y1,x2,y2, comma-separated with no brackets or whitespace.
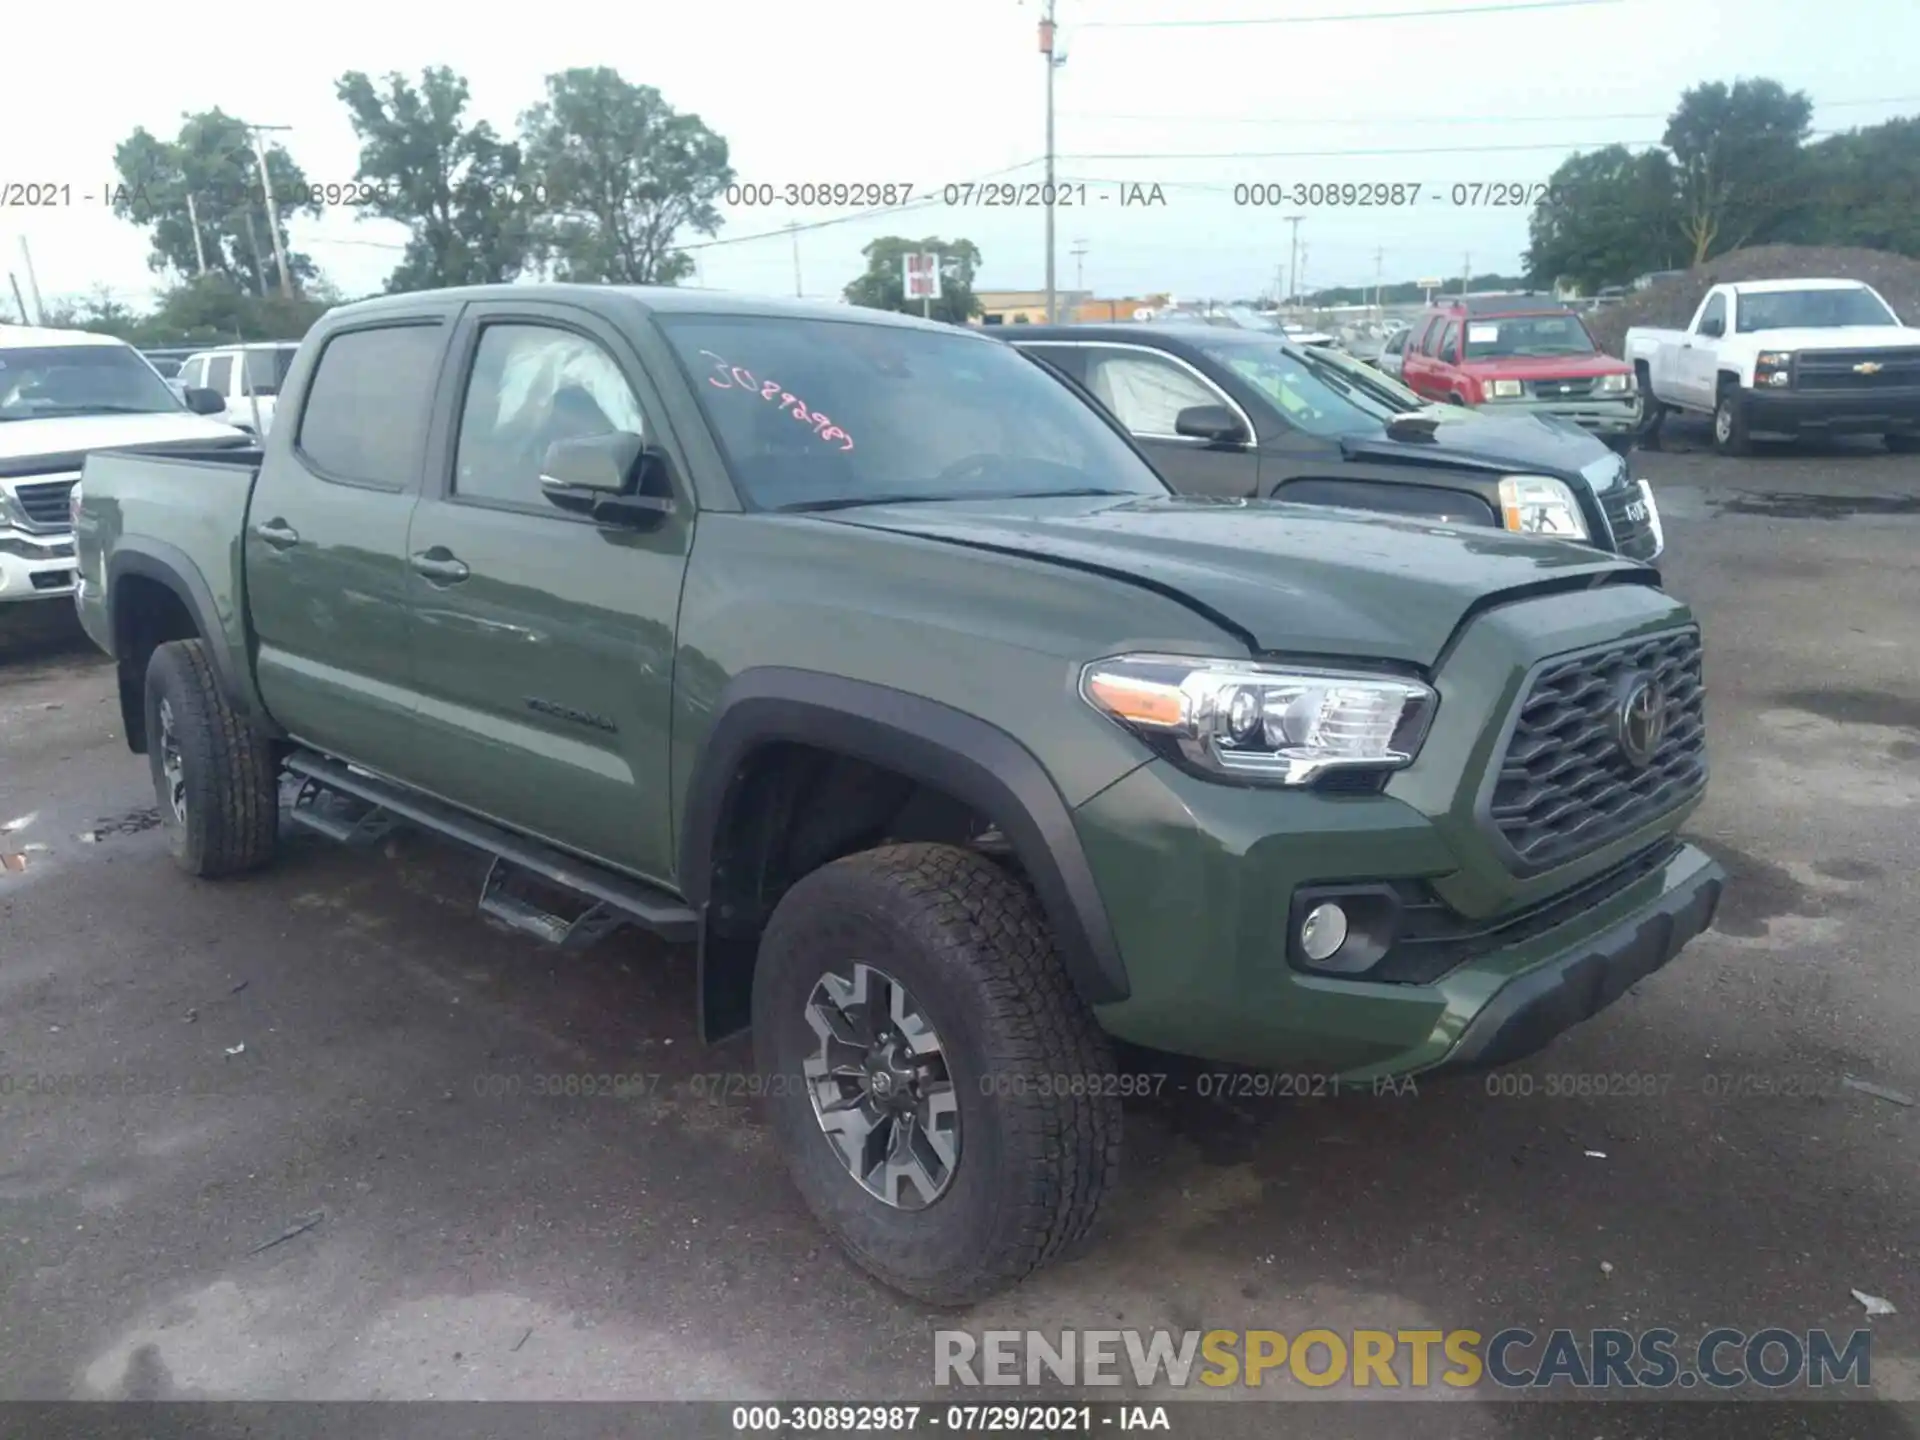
296,324,446,488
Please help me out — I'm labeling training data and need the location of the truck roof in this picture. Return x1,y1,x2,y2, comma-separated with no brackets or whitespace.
326,283,963,334
1720,278,1873,294
0,325,130,351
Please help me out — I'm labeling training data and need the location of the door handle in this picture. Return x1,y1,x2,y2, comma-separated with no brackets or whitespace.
410,548,470,585
253,518,300,550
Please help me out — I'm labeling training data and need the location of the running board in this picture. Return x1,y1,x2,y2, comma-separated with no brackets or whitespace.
282,751,699,946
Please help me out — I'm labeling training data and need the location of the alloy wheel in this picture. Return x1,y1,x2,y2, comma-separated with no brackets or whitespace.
157,697,188,826
802,962,960,1209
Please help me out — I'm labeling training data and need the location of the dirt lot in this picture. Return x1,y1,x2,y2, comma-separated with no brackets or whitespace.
3,426,1919,1437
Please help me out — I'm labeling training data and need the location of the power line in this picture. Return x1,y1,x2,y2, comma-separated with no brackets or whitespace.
1059,94,1920,127
1058,130,1846,161
1077,0,1619,28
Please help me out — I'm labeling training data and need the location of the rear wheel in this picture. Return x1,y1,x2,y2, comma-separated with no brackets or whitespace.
752,842,1121,1305
1633,363,1665,450
144,639,280,877
1713,383,1752,457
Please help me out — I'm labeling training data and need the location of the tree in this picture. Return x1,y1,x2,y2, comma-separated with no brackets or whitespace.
1663,78,1813,263
1797,117,1920,256
36,278,339,348
843,237,983,323
518,68,732,286
110,110,323,293
1526,145,1680,292
336,67,533,292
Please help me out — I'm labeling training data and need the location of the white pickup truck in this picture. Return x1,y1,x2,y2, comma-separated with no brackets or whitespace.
1625,278,1920,456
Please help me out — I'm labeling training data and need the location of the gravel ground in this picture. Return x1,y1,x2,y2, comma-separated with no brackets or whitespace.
3,437,1919,1437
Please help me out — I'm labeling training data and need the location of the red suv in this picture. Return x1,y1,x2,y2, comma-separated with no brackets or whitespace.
1401,294,1640,452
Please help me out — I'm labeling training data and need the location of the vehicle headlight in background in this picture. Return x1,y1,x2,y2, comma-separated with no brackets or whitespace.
1080,654,1437,785
1486,379,1524,399
1596,372,1633,393
1498,474,1591,540
1756,351,1793,387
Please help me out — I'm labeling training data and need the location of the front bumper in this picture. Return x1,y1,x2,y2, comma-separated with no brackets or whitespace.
1482,394,1642,438
0,529,79,604
1742,384,1920,436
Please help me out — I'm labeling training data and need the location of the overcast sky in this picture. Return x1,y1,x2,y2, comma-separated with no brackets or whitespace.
5,0,1915,312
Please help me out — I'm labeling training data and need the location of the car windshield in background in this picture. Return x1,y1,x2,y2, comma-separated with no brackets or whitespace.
0,344,184,420
1298,346,1425,413
243,346,300,395
1735,287,1899,331
1189,334,1394,435
1462,313,1598,359
656,315,1169,511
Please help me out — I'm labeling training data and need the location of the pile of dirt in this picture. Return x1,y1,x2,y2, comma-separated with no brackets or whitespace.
1587,245,1920,355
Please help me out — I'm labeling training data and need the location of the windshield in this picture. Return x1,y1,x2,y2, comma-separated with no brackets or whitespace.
242,346,300,396
1735,287,1898,332
1189,335,1393,436
1462,313,1598,359
657,315,1168,510
0,343,184,419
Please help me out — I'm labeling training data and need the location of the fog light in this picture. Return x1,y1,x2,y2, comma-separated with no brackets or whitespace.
1300,902,1349,962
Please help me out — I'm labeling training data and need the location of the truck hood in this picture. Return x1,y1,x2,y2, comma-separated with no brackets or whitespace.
1726,325,1920,351
1458,353,1631,379
822,494,1643,667
0,411,248,475
1338,408,1618,479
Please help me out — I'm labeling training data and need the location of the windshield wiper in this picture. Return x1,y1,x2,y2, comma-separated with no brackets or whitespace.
779,487,1140,514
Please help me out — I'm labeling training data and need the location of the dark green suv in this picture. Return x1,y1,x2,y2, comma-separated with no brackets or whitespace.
72,286,1723,1305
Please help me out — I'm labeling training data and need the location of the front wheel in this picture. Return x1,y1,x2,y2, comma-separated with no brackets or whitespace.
1713,386,1753,457
144,639,280,877
752,843,1121,1306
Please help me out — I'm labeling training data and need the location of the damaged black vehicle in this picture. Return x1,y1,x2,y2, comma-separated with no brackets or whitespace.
1004,323,1663,563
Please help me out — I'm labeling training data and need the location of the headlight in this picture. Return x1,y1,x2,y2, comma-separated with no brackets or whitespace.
1596,372,1632,393
1756,350,1793,387
1080,654,1437,786
1498,474,1590,540
1486,379,1524,399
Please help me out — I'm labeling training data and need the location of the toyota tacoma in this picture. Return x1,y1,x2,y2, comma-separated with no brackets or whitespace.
73,285,1724,1305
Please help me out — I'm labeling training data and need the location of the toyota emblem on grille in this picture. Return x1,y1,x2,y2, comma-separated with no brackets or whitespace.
1616,674,1667,768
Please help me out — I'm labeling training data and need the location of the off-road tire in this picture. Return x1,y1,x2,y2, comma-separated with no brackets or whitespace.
1633,363,1664,450
1713,382,1753,457
144,639,279,878
753,842,1121,1306
1886,433,1920,455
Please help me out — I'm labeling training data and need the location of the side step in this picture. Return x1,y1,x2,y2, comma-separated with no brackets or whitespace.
282,751,699,948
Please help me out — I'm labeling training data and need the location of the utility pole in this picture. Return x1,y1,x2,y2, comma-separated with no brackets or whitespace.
1282,215,1304,311
1039,0,1062,324
241,122,296,298
1462,252,1472,297
1298,243,1308,306
1373,247,1384,319
241,211,269,297
788,224,802,298
17,239,45,325
9,273,30,325
1070,237,1088,294
186,191,210,276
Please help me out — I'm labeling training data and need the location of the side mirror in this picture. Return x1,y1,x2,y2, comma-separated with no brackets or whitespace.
540,431,675,528
1174,404,1249,445
1698,317,1723,338
184,386,226,415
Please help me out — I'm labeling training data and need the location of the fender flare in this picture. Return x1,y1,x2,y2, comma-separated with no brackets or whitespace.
106,541,272,729
679,668,1130,1007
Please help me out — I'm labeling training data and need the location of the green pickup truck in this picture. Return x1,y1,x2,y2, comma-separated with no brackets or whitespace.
73,285,1724,1305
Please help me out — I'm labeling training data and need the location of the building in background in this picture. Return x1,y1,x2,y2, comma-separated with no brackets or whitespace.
973,290,1171,325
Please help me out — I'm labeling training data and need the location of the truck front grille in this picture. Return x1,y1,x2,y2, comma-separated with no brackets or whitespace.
10,478,79,531
1794,348,1920,391
1528,376,1596,399
1486,627,1706,873
1598,483,1658,562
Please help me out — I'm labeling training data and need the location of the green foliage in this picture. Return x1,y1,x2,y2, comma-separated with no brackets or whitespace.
843,237,984,323
1308,273,1532,306
38,277,338,347
1664,78,1813,262
336,66,534,291
1795,117,1920,254
519,68,733,285
1526,146,1681,294
110,109,321,291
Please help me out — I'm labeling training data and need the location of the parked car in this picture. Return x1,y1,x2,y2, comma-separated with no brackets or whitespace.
1624,279,1920,456
73,283,1721,1305
175,341,302,436
1005,323,1662,561
1399,297,1640,452
1373,322,1411,379
0,325,246,611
